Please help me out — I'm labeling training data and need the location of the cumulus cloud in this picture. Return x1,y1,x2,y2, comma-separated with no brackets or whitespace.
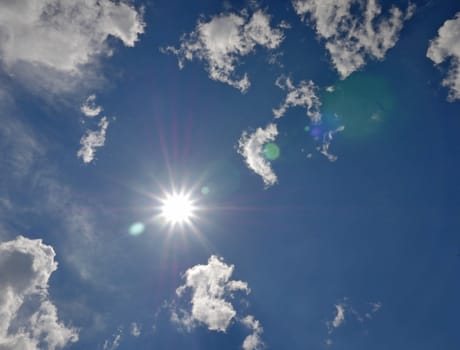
77,117,109,164
427,12,460,101
237,123,279,187
0,236,78,350
171,256,263,349
0,0,144,92
81,95,103,118
163,10,284,92
172,255,250,332
241,315,264,350
293,0,415,78
273,76,322,123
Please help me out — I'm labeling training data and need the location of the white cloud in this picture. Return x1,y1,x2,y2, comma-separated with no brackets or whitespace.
171,256,264,349
0,0,144,94
273,76,321,123
237,123,279,187
81,95,103,118
427,12,460,101
332,304,345,329
163,10,284,92
293,0,415,78
0,236,78,350
241,316,264,350
77,117,109,164
130,323,141,337
172,255,250,332
317,125,345,162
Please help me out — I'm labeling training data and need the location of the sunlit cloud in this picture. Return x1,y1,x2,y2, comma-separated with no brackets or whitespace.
0,0,144,92
273,76,322,123
237,123,279,187
292,0,415,79
427,12,460,101
163,9,285,92
0,236,78,349
77,117,110,164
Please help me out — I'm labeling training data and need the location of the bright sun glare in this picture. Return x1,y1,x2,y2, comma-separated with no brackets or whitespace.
160,192,196,225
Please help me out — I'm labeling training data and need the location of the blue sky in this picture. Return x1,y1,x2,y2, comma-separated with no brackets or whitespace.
0,0,460,349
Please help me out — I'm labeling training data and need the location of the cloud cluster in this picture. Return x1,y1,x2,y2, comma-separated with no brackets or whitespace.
164,10,284,92
0,0,144,74
77,117,109,164
427,12,460,101
0,236,78,350
172,256,262,349
293,0,415,79
273,76,322,123
237,123,279,188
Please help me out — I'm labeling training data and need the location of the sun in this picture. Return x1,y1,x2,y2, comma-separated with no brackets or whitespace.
159,192,196,225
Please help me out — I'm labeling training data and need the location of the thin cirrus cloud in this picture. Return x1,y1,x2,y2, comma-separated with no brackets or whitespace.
81,95,103,118
427,12,460,101
163,9,285,93
0,236,78,350
77,117,110,164
292,0,416,79
0,0,144,91
171,255,263,349
273,76,322,123
237,123,279,188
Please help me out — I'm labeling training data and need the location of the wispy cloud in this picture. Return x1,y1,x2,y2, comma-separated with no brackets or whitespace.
237,123,279,187
273,76,321,123
427,12,460,101
103,327,122,350
292,0,415,78
77,117,110,164
317,126,345,162
81,95,103,118
163,10,284,92
0,236,78,349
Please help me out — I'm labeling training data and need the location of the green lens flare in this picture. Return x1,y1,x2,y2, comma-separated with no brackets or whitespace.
201,186,210,195
129,222,145,236
264,143,280,160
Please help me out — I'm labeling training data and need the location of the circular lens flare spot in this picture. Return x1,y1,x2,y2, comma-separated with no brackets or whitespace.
160,192,195,225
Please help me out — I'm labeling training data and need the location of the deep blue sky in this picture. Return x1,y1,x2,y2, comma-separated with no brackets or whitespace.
0,1,459,350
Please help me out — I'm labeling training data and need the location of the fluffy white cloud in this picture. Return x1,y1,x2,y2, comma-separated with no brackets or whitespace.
0,0,144,73
0,236,78,350
237,123,279,188
171,256,264,349
241,316,264,350
273,76,321,123
293,0,415,78
427,12,460,101
172,255,250,332
81,95,103,118
163,10,284,92
77,117,109,164
0,0,144,94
